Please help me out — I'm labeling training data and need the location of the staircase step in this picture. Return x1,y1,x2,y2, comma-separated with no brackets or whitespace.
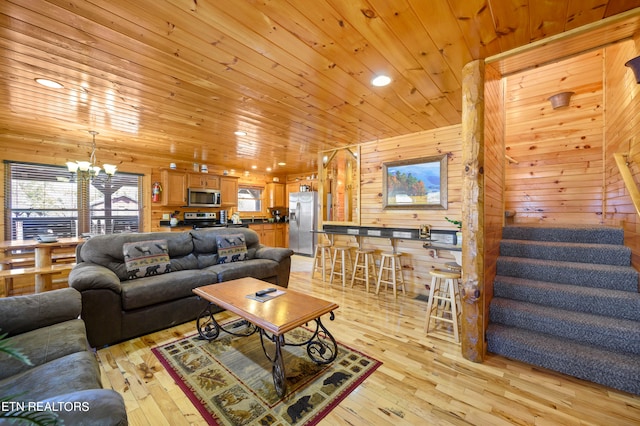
500,239,630,266
496,256,638,292
494,276,640,321
502,225,624,245
486,324,640,395
489,298,640,356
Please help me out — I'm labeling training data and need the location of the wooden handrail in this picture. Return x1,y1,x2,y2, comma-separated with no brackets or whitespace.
613,153,640,217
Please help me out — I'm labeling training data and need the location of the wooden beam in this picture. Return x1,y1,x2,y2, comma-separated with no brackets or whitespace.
460,59,485,362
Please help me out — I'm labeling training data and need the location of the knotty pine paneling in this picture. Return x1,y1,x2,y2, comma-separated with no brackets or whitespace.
352,125,463,292
604,38,640,272
483,62,506,335
504,50,605,224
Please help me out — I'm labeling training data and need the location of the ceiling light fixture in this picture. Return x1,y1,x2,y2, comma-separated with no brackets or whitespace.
66,131,117,180
35,78,64,89
278,162,286,166
234,131,247,136
371,75,391,87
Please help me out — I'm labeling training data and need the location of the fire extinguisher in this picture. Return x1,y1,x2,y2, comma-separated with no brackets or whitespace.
152,182,162,203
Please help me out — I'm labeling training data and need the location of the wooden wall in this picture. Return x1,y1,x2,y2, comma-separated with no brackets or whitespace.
504,49,605,225
604,38,640,270
499,39,640,270
483,62,506,331
342,125,464,294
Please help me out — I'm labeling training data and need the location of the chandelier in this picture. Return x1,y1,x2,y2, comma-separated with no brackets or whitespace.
66,131,117,179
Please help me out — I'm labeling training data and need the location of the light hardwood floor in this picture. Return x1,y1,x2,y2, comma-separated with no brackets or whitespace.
97,256,640,425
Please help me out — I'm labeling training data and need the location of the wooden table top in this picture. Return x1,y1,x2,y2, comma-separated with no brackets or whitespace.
0,237,84,251
193,277,339,335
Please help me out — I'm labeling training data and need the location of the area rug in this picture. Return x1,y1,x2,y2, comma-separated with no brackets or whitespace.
152,318,381,425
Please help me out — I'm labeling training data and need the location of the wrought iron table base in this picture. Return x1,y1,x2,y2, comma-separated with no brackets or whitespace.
196,304,337,397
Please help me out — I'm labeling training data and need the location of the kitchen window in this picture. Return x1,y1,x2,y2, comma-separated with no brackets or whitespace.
237,186,262,213
4,161,142,239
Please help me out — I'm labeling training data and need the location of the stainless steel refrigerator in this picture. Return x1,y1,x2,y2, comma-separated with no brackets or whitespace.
288,191,318,256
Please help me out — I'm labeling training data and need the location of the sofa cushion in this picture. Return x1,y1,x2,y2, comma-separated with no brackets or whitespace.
120,269,218,310
191,228,259,264
0,287,81,336
0,351,101,403
79,232,196,281
216,233,248,264
0,319,88,381
207,258,280,282
123,239,171,279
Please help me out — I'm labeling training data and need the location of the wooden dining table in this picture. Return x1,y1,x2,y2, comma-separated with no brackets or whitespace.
0,237,84,293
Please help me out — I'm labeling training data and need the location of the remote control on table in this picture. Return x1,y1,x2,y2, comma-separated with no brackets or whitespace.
256,288,277,296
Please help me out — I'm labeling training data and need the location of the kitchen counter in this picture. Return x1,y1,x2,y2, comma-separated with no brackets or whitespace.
158,221,248,229
241,218,288,224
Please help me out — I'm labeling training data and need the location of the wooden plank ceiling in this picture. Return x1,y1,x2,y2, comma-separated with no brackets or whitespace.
1,0,640,175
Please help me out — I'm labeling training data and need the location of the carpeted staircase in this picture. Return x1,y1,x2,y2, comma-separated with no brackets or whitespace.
486,225,640,395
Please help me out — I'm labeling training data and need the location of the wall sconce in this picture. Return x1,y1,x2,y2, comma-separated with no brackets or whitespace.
625,56,640,83
548,91,574,109
66,131,117,180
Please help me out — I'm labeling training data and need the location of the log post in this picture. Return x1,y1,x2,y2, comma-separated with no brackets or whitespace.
460,59,485,362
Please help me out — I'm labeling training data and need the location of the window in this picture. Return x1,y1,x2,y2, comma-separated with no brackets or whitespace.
5,161,142,240
237,186,262,212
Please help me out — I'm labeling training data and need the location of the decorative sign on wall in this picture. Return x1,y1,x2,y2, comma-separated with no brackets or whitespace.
382,154,448,209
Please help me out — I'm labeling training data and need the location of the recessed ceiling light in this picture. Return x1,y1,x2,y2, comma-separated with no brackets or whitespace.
371,75,391,87
266,167,272,172
251,165,257,169
234,131,247,136
35,78,64,89
278,162,286,166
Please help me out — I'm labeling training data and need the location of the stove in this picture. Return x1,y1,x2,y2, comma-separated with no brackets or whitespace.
183,212,221,229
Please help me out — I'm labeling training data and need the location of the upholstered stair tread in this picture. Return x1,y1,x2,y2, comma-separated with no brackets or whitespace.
496,256,638,292
500,239,631,266
486,324,640,395
490,298,640,356
493,275,640,321
502,225,624,245
489,224,640,395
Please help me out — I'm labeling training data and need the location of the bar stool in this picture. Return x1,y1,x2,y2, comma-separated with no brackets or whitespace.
350,248,376,292
312,240,333,281
330,245,352,287
375,252,405,297
425,269,462,344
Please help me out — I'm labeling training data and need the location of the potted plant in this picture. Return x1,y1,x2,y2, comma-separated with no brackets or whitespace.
445,217,462,246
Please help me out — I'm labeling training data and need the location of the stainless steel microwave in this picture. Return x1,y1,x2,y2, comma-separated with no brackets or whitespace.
187,188,221,207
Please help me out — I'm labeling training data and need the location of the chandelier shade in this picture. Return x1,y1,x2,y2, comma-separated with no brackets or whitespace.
66,131,116,178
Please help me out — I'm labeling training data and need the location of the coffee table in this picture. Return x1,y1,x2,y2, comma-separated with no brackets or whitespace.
192,277,339,397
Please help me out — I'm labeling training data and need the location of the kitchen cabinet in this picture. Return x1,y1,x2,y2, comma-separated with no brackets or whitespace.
248,222,286,248
286,179,317,207
220,176,239,207
284,224,289,248
160,169,187,206
248,223,276,247
187,173,219,189
275,223,286,247
265,182,285,208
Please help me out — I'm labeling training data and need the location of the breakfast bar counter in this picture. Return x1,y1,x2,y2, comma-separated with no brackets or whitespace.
319,225,461,253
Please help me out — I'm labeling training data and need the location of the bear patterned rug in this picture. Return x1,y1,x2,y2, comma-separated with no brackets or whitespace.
152,318,381,425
